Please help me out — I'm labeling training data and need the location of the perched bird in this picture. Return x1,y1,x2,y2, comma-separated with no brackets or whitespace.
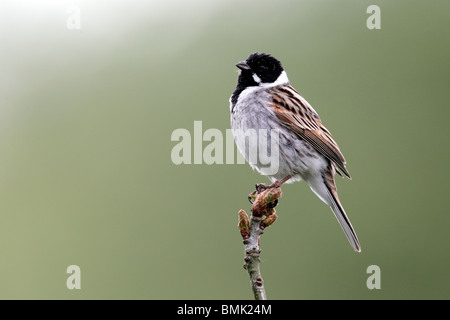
230,52,361,252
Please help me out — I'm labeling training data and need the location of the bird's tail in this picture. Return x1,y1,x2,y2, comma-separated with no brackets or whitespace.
307,166,361,252
326,186,361,252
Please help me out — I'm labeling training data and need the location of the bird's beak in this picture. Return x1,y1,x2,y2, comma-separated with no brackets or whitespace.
236,61,251,71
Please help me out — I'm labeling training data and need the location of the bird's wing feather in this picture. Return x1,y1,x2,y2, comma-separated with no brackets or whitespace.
268,85,351,178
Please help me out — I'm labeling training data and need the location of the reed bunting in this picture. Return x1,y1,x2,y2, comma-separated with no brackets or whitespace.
230,53,361,252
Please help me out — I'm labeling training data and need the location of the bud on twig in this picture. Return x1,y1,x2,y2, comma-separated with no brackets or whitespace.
261,213,278,229
251,187,282,217
238,209,250,239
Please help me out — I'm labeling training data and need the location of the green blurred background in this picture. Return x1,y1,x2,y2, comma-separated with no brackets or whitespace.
0,0,449,299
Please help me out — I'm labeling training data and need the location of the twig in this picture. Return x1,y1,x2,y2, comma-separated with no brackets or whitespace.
238,185,282,300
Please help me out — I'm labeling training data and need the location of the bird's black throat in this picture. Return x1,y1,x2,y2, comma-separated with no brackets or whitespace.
230,70,258,112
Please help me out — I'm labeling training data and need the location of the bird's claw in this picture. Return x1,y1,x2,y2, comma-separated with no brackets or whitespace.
248,183,271,204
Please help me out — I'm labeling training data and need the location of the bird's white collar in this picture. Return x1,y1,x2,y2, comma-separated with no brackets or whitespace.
259,71,290,88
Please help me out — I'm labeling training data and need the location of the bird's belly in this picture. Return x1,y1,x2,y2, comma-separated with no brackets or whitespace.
231,100,328,183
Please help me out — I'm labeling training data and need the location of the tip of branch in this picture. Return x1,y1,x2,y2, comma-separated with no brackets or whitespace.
251,187,282,218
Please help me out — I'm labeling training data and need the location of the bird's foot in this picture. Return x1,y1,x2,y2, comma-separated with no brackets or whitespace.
247,181,283,204
247,175,292,204
248,183,268,204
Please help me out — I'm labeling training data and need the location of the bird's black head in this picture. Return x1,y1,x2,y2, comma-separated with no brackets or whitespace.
231,53,287,107
237,52,284,85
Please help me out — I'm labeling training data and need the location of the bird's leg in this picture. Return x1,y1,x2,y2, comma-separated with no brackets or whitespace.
268,174,293,189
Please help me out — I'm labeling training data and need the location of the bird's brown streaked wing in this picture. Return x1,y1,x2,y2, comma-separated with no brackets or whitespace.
268,85,351,179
